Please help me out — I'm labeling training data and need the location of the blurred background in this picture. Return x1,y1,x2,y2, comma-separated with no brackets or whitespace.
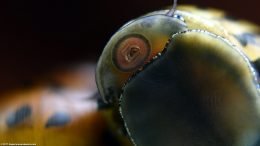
0,0,259,93
0,1,258,145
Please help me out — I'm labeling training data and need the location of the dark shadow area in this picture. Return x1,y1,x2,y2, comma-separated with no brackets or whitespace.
0,0,259,93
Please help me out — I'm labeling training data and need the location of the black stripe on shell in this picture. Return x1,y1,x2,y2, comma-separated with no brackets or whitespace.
6,104,32,128
45,112,71,128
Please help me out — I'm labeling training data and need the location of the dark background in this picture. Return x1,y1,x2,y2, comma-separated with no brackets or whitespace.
0,0,259,92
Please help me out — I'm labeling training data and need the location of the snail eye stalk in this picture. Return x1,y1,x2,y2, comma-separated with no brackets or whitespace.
167,0,178,17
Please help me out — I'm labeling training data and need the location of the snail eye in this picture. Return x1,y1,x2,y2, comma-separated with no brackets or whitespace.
113,35,151,71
